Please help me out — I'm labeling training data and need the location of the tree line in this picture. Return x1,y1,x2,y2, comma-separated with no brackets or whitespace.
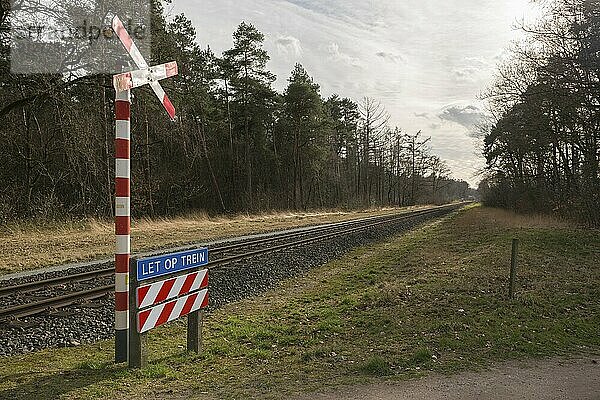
0,1,473,223
481,0,600,225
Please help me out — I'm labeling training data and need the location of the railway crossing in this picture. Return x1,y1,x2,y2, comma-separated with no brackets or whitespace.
111,15,179,363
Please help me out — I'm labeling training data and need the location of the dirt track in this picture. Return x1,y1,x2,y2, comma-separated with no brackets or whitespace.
293,355,600,400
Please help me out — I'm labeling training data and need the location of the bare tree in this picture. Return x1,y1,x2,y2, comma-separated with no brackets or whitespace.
358,97,390,205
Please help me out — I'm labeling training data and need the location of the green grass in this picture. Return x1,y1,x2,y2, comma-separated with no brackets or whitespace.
0,205,598,399
359,356,392,376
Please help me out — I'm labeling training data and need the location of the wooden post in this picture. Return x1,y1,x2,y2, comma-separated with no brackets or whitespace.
509,238,519,299
187,310,203,353
129,257,147,368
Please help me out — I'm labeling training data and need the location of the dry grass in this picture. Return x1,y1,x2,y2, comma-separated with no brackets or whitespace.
465,207,579,230
0,206,429,275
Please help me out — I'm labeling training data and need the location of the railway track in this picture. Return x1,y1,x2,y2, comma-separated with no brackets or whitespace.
0,204,466,322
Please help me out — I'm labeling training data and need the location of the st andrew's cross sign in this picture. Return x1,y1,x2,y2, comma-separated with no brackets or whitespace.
111,15,179,364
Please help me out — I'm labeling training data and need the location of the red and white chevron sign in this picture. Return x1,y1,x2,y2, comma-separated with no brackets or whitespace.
138,288,209,333
112,15,177,120
137,269,209,309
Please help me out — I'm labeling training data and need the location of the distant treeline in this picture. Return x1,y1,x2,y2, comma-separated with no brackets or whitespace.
481,0,600,225
0,1,473,223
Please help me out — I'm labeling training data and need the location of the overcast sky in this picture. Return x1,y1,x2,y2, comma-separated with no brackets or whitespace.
169,0,539,187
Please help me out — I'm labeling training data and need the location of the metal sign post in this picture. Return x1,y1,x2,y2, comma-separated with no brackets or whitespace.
128,262,147,368
111,15,179,363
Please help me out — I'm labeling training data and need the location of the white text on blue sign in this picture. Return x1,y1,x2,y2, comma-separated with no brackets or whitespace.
137,248,209,281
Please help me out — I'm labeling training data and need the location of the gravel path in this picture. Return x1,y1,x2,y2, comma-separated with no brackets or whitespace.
292,355,600,400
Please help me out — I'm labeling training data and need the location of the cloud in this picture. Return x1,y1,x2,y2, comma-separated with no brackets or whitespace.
414,112,430,119
375,51,405,64
452,66,481,81
438,104,487,131
276,35,303,58
451,57,493,82
281,0,397,30
326,42,362,68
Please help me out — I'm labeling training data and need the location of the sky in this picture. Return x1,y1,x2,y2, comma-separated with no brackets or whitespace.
169,0,540,187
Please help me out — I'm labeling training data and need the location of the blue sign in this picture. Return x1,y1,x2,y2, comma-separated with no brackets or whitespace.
137,248,209,281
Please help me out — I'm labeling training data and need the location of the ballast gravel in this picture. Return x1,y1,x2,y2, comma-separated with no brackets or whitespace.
0,207,458,357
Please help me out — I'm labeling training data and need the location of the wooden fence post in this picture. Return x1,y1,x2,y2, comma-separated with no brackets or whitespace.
187,310,203,353
509,238,519,299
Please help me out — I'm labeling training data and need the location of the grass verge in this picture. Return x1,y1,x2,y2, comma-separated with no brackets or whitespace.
0,205,598,399
0,206,429,275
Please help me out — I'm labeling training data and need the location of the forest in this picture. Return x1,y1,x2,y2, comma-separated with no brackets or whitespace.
481,0,600,226
0,1,474,223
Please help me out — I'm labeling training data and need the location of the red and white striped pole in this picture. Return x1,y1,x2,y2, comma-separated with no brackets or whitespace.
114,88,131,363
111,15,178,363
